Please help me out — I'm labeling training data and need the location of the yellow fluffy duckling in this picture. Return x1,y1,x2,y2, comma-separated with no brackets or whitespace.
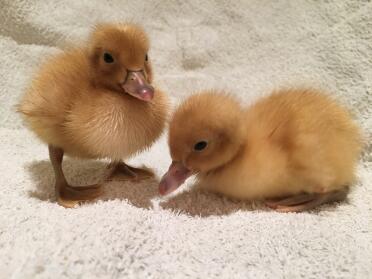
18,23,169,207
159,89,361,212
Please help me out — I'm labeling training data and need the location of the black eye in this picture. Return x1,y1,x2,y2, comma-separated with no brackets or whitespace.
103,52,114,63
194,141,208,151
145,54,148,62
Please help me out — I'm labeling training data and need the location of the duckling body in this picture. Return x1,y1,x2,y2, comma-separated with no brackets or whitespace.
20,49,167,160
159,89,361,212
200,90,360,203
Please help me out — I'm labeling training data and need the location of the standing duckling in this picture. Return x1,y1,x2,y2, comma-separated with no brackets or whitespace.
159,89,361,212
18,23,169,207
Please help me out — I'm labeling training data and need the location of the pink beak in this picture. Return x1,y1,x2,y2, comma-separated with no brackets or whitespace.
122,71,154,101
159,161,192,195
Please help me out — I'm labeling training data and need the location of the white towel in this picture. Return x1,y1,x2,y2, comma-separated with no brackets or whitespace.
0,1,371,278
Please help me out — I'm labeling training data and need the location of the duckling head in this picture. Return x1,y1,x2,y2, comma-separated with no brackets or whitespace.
159,90,245,195
89,23,154,101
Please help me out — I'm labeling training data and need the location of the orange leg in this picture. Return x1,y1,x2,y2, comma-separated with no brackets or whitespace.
49,145,102,208
105,161,154,182
265,188,349,213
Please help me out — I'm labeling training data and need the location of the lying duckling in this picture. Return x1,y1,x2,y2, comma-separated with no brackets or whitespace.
18,23,169,207
159,89,361,212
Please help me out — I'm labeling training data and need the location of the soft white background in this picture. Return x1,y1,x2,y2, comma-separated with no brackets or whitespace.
0,1,371,278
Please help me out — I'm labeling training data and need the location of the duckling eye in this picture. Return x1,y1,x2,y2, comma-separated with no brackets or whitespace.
145,54,148,62
194,141,208,151
103,52,114,63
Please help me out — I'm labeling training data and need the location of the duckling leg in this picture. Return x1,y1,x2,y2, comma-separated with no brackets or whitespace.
106,161,154,181
49,145,102,208
265,189,348,213
265,193,318,208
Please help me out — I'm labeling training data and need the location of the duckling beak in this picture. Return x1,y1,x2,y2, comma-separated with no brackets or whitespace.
122,71,154,101
159,161,192,195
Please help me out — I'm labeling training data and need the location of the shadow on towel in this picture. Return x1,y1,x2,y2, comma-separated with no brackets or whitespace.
160,184,346,217
25,159,159,209
160,187,265,217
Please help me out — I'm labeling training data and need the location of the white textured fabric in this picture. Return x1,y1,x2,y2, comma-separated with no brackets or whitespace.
0,1,371,278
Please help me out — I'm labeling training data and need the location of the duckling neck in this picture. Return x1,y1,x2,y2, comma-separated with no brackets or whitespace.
202,142,247,177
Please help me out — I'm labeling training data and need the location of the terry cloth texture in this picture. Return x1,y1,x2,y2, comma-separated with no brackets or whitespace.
0,1,371,278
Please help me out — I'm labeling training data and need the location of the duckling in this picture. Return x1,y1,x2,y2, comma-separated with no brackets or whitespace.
159,89,362,212
18,23,169,208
